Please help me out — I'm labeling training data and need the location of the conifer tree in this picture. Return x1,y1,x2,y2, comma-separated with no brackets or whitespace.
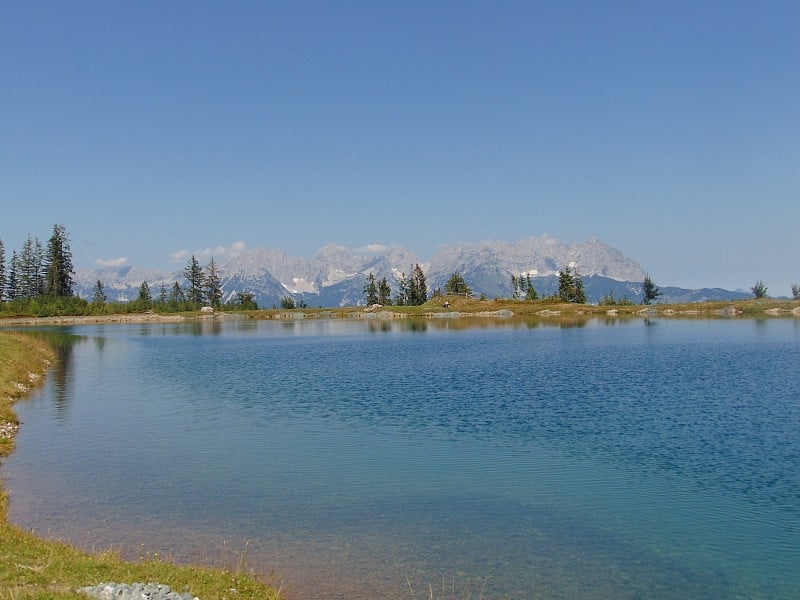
170,281,186,308
204,258,222,308
363,273,379,305
45,224,74,297
573,268,586,303
0,238,5,302
394,272,408,306
557,265,585,303
642,273,662,305
138,281,152,303
558,266,575,302
377,277,392,305
18,235,44,298
8,250,20,300
444,272,471,296
524,274,538,301
92,280,107,305
158,283,168,305
184,255,205,304
234,291,258,310
35,238,46,296
406,263,428,305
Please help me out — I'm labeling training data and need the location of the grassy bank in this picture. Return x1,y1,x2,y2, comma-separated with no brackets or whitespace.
240,295,800,320
2,297,799,329
0,332,282,600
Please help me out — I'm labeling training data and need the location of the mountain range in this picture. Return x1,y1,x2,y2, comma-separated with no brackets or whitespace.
73,235,752,307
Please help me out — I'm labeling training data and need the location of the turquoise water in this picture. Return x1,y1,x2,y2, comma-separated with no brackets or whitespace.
4,318,799,599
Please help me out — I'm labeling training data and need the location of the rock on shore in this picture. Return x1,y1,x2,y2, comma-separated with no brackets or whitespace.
78,582,198,600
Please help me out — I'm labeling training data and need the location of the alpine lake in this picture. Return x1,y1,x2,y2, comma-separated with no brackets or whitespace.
3,315,799,599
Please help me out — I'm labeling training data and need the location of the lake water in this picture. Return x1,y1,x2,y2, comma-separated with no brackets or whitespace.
3,317,799,599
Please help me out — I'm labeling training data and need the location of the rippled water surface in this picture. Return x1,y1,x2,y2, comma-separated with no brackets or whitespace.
4,318,800,599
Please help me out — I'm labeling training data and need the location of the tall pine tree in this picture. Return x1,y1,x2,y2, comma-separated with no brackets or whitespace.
377,277,392,305
204,258,222,308
45,224,74,297
158,283,168,305
18,235,44,298
363,273,379,305
184,255,205,304
407,263,428,305
170,281,186,308
92,280,107,305
573,267,586,303
394,272,408,306
138,281,152,303
0,238,5,302
557,266,575,302
8,250,20,300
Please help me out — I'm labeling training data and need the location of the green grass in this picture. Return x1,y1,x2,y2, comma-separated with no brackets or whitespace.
0,332,282,600
241,295,800,320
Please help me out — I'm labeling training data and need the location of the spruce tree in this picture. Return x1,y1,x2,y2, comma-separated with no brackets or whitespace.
377,277,392,305
0,238,5,302
18,235,44,298
158,283,168,305
558,266,575,302
557,265,585,303
170,281,186,308
407,263,428,305
184,255,205,304
138,281,152,303
363,273,379,305
234,291,258,310
92,280,107,304
524,275,538,301
573,268,586,303
394,272,408,306
642,273,661,305
204,258,223,308
444,272,471,296
8,250,20,300
45,224,74,297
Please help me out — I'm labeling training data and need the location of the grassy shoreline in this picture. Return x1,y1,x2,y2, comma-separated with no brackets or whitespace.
2,296,798,328
0,331,282,600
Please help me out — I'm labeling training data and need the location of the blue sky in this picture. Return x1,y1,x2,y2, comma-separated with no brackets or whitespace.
2,1,798,293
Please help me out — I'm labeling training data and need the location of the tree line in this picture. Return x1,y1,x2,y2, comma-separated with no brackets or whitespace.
89,254,258,313
0,224,74,302
0,226,258,317
360,265,672,306
362,266,478,306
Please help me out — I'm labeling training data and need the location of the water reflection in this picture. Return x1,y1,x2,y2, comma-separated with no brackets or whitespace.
23,328,87,420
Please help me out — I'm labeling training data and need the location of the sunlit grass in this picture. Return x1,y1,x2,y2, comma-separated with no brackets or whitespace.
246,295,800,320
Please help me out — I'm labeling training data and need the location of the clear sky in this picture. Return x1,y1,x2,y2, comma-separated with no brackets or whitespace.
2,1,798,293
